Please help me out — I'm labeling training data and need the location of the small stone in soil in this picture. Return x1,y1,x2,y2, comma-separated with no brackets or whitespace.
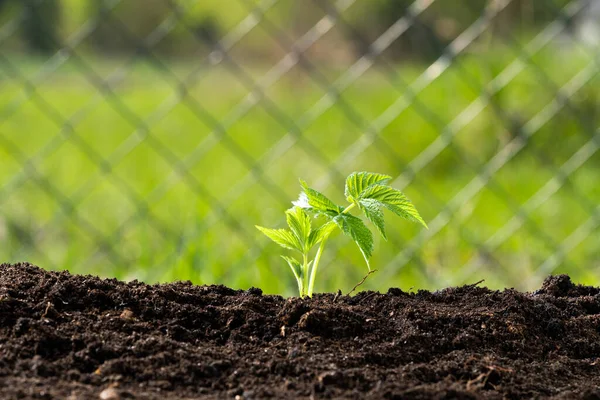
119,310,135,320
99,388,120,400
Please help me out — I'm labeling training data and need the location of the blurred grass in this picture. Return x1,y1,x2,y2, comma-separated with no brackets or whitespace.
1,42,599,296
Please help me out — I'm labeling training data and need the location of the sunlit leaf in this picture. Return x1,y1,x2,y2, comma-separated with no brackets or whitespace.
285,206,312,250
281,255,303,280
281,255,304,295
255,226,301,251
345,171,392,201
358,198,386,240
293,180,343,217
307,220,336,248
333,213,374,268
360,185,427,228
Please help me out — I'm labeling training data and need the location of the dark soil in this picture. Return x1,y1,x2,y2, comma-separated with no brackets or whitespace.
2,263,600,399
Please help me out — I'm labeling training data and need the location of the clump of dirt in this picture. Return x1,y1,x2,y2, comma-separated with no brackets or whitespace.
2,262,600,399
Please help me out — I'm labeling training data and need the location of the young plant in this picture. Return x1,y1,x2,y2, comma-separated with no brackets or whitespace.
256,171,427,297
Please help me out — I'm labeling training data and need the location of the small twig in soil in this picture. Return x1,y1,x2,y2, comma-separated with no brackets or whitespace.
41,302,51,319
468,279,485,287
346,270,377,296
466,364,512,390
332,289,342,302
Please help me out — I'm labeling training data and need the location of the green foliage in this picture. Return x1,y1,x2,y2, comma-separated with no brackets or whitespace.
345,171,392,200
257,172,426,297
294,180,344,216
356,198,386,240
333,213,374,267
285,206,312,252
359,184,428,228
255,226,299,252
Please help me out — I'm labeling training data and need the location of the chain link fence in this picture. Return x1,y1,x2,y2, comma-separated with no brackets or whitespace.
1,0,599,294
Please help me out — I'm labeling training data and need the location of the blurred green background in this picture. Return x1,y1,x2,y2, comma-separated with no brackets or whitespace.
1,0,600,295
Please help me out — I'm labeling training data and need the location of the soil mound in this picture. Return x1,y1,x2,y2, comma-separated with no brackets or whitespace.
1,262,600,399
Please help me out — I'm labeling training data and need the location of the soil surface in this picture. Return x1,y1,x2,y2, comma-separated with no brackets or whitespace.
2,263,600,399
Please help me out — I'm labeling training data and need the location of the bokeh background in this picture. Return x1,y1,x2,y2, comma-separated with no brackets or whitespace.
1,0,599,295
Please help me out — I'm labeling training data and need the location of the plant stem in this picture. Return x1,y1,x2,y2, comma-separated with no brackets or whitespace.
307,203,356,297
307,236,327,297
302,253,309,297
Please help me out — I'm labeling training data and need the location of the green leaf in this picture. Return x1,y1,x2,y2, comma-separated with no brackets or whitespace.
255,226,301,251
293,180,343,216
345,171,392,201
360,185,428,228
333,213,374,268
281,255,303,281
358,198,387,240
307,220,336,248
281,255,305,295
285,206,312,250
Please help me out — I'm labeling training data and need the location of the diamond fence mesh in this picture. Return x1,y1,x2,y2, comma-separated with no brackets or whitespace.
1,0,599,294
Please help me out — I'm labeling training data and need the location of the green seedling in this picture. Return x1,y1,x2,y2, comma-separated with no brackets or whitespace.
256,172,427,297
